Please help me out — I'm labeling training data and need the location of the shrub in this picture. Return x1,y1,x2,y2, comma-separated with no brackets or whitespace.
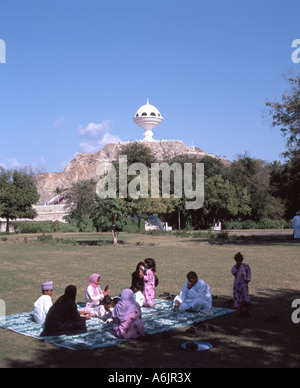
225,218,290,230
12,221,78,233
37,234,53,242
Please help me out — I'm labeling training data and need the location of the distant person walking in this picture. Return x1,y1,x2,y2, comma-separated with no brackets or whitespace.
292,211,300,239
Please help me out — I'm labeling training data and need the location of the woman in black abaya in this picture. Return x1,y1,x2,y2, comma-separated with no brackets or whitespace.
41,285,87,337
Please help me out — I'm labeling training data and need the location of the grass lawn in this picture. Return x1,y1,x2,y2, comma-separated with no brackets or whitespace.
0,230,299,368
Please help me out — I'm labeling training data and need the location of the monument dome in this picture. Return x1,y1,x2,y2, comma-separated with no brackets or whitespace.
133,98,163,141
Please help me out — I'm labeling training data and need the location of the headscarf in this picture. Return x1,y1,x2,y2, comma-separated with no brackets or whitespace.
88,273,103,294
56,285,77,304
64,285,77,301
112,288,140,322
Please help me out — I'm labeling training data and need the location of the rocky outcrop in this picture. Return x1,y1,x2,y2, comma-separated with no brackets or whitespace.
35,140,230,204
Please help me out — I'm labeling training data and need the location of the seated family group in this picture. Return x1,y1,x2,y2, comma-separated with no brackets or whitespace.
34,253,251,340
33,257,213,340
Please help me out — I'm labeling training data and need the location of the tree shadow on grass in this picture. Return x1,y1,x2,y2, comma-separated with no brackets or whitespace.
4,289,299,369
191,233,300,246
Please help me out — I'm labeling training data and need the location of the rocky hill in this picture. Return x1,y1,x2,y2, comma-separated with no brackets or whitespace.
36,140,230,204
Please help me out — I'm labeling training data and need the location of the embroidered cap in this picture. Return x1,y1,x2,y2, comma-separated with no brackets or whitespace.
42,281,53,291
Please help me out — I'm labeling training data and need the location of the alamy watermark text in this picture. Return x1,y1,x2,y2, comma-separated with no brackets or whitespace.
291,39,300,64
291,299,300,324
96,156,204,210
0,39,6,63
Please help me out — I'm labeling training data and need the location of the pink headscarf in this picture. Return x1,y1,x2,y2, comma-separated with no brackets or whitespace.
113,288,141,322
88,273,103,294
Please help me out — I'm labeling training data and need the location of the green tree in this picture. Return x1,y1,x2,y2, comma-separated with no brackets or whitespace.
266,74,300,159
92,197,128,245
64,179,97,231
0,168,39,232
227,153,285,221
266,74,300,216
116,143,183,230
269,158,300,218
168,155,235,229
119,142,156,167
202,175,251,226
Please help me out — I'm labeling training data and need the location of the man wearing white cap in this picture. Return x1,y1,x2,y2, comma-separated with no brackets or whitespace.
33,281,53,325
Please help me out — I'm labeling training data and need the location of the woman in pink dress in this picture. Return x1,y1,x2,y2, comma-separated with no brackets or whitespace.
231,252,252,310
112,288,145,339
141,258,157,307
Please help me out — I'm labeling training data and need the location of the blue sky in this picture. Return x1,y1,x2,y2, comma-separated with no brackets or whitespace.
0,0,299,173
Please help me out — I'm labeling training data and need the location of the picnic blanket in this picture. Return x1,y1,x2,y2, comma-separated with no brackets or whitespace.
0,299,234,351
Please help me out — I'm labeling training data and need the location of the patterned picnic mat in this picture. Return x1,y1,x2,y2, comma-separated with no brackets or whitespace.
0,299,234,351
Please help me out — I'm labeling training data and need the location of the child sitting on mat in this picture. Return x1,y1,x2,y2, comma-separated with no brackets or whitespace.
93,295,114,322
133,283,145,307
85,273,109,304
33,281,53,325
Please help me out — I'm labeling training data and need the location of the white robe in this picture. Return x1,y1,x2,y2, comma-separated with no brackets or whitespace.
173,279,212,312
33,295,52,325
134,291,145,307
292,215,300,239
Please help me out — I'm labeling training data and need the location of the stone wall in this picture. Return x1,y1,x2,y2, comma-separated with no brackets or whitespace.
0,205,69,232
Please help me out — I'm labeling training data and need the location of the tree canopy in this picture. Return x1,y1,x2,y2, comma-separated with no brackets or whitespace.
266,74,300,160
266,74,300,216
0,168,39,232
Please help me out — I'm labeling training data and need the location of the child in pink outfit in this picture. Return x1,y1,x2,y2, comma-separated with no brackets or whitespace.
112,289,145,339
141,258,157,307
231,252,252,310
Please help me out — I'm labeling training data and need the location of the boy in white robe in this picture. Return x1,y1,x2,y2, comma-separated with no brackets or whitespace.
173,272,212,313
33,281,53,325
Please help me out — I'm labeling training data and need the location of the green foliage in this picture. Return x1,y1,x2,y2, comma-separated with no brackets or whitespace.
224,218,290,230
266,74,300,160
66,215,96,232
59,144,295,232
37,234,53,242
226,153,285,221
91,197,128,232
64,179,98,232
37,234,78,245
118,142,156,167
202,174,251,223
0,168,40,231
269,156,300,218
12,220,78,233
266,74,300,217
